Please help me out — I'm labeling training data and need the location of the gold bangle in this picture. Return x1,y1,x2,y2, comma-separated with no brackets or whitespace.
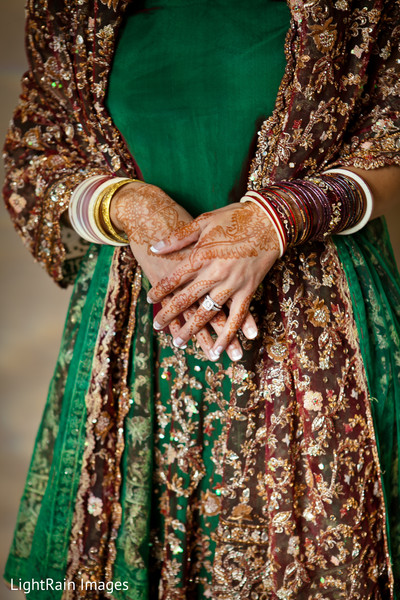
93,190,118,243
95,178,141,244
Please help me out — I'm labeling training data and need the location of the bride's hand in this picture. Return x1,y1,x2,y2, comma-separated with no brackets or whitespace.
110,181,191,284
146,202,281,360
110,182,257,361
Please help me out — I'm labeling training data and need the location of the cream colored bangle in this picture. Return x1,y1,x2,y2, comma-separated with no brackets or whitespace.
68,176,140,246
323,168,374,235
69,175,110,244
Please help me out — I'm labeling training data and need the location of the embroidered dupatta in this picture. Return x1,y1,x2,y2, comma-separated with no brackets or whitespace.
4,0,400,284
3,0,400,598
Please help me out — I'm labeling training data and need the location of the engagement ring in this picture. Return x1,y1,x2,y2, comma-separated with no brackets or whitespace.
202,294,222,312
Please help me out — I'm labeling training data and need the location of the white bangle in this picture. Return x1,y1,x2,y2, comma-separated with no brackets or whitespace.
69,175,107,243
69,175,129,246
240,191,285,257
323,168,374,235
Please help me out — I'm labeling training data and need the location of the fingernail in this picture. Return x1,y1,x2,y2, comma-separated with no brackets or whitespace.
215,346,223,356
209,349,220,361
173,337,185,348
231,349,243,361
153,321,163,330
247,327,257,339
147,295,153,304
150,240,166,253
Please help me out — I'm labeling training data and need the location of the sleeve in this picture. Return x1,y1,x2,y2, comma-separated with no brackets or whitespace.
337,0,400,169
3,4,117,287
249,0,400,188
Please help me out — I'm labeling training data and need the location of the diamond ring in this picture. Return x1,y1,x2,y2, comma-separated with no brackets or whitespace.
201,294,222,312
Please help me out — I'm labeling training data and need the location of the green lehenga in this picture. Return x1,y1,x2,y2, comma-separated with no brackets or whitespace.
4,0,400,598
335,220,400,586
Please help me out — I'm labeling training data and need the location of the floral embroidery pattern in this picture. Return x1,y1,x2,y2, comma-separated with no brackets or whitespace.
149,241,391,598
249,0,400,189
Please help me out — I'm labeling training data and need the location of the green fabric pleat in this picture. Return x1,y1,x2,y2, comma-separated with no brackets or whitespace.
113,277,155,599
334,218,400,594
4,245,116,597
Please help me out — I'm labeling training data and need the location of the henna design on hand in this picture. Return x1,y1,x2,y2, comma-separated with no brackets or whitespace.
181,301,244,362
111,183,246,360
173,288,233,340
149,202,280,302
113,183,189,252
213,292,254,352
189,203,279,263
149,202,280,357
153,280,221,330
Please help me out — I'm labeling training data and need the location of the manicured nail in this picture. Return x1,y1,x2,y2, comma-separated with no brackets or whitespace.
150,240,166,253
209,349,220,361
147,296,153,304
247,327,257,339
173,337,185,348
215,346,223,356
153,321,163,330
231,349,243,361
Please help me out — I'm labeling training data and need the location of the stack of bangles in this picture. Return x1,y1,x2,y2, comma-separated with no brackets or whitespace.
68,175,141,246
240,167,373,257
68,168,373,258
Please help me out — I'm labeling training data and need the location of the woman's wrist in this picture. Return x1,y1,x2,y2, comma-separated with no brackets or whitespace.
67,176,146,246
109,181,149,233
240,198,287,257
241,169,373,254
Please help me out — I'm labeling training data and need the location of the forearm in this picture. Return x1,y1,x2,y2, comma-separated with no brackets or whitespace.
346,165,400,220
242,165,400,253
109,181,147,233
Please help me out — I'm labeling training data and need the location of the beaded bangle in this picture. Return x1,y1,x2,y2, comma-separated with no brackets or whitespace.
261,188,294,246
243,190,287,244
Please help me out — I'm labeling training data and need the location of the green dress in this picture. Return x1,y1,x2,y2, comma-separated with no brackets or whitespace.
5,0,400,598
106,0,290,217
106,0,290,595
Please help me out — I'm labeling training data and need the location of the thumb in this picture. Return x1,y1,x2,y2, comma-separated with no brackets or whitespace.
150,219,203,254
